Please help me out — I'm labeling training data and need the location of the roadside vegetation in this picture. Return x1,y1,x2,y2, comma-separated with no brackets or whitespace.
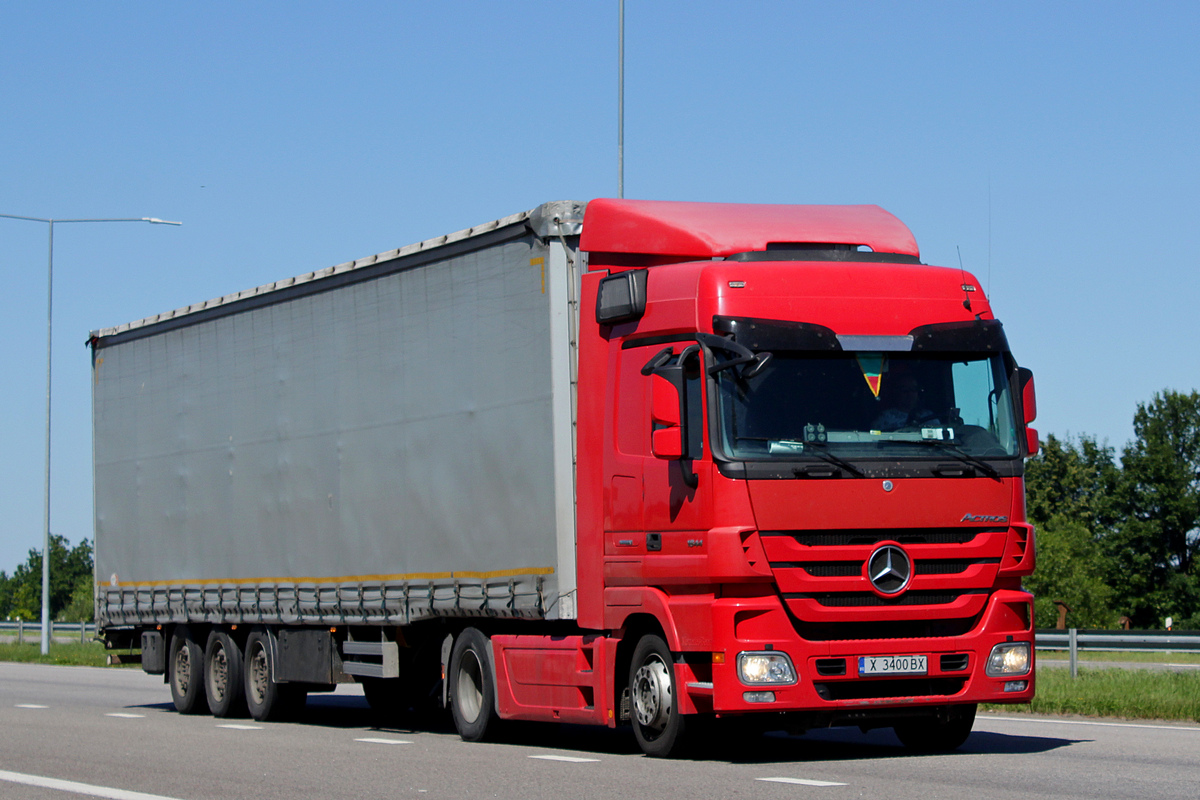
984,665,1200,722
0,640,111,667
1038,649,1200,664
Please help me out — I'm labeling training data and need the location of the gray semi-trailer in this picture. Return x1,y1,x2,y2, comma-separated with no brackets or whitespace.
92,203,585,707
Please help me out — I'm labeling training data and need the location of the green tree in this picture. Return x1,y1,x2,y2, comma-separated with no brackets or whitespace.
1025,433,1119,531
1109,390,1200,627
1023,433,1121,628
0,571,12,619
1024,514,1116,628
58,575,96,623
1,535,94,621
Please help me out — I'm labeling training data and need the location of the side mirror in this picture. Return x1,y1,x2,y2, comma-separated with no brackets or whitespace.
1018,367,1037,424
652,426,684,460
596,269,648,324
1018,367,1038,456
651,373,684,460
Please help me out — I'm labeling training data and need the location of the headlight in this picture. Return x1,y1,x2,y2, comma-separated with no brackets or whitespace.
737,651,797,685
986,642,1031,676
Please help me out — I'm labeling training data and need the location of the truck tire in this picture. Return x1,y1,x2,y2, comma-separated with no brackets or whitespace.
204,630,247,718
894,704,977,752
244,629,306,722
449,628,497,742
168,626,205,714
629,634,689,757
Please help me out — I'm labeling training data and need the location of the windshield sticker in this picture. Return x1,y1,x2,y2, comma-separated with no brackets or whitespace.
856,353,885,398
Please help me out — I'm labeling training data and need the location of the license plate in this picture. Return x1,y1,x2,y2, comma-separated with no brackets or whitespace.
858,655,928,676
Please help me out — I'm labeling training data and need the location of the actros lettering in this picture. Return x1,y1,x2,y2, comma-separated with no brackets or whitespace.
961,513,1009,523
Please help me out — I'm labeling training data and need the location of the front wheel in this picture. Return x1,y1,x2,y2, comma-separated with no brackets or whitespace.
449,628,498,742
629,634,691,758
894,704,977,752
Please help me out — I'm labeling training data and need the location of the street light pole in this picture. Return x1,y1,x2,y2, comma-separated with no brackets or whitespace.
0,214,181,654
618,0,625,198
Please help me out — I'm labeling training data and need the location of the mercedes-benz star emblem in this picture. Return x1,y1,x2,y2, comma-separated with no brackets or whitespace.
867,544,912,595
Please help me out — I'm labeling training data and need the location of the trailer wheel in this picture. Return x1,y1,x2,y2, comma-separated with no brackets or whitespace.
629,634,689,757
168,626,205,714
204,630,247,718
894,704,977,752
244,630,305,722
449,628,497,742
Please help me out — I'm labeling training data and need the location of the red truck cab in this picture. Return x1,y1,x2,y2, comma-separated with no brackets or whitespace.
570,199,1036,755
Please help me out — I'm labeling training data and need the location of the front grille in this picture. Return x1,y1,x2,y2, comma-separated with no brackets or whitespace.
814,677,966,701
791,617,979,642
940,653,970,672
762,527,999,547
917,559,1000,575
765,526,1004,642
788,590,987,608
815,658,847,676
781,558,1001,578
797,562,861,577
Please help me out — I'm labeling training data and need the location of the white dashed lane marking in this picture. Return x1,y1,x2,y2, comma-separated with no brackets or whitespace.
758,777,848,787
106,713,145,718
216,724,263,730
0,768,186,800
528,755,601,763
986,715,1200,733
355,738,413,745
15,704,48,709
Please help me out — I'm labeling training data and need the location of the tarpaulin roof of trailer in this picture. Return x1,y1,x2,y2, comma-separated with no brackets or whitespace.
579,198,920,261
90,201,588,343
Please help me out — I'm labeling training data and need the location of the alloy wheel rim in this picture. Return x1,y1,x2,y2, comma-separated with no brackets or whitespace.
173,647,190,695
632,655,672,732
249,646,269,705
457,650,484,723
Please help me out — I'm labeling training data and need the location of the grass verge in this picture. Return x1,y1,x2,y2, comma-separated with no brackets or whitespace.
0,640,117,667
984,666,1200,722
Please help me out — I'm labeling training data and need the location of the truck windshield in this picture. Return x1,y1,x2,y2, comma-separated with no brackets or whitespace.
714,349,1020,460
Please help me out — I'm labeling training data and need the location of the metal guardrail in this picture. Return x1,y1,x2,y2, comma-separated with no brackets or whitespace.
1036,628,1200,678
0,620,97,644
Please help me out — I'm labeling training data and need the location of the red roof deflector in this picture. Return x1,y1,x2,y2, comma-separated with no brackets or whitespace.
580,198,919,266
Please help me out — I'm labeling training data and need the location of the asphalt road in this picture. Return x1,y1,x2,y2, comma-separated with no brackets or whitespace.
1,663,1198,800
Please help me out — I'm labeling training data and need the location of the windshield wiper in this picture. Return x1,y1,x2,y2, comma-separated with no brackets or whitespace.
897,439,1002,480
793,441,865,478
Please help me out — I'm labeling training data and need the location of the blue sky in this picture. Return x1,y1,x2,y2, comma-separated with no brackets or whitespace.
0,2,1196,572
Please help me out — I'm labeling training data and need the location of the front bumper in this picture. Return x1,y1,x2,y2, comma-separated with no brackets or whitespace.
688,587,1034,715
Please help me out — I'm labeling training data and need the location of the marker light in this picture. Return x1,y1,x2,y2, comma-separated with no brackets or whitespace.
743,691,776,703
986,642,1031,677
737,651,797,685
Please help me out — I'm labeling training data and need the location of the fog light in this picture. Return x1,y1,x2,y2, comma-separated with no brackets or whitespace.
743,691,776,703
1004,680,1028,692
737,651,798,685
986,642,1031,677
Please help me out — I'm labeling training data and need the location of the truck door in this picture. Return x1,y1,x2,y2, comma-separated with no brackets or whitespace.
642,344,711,535
604,342,711,551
